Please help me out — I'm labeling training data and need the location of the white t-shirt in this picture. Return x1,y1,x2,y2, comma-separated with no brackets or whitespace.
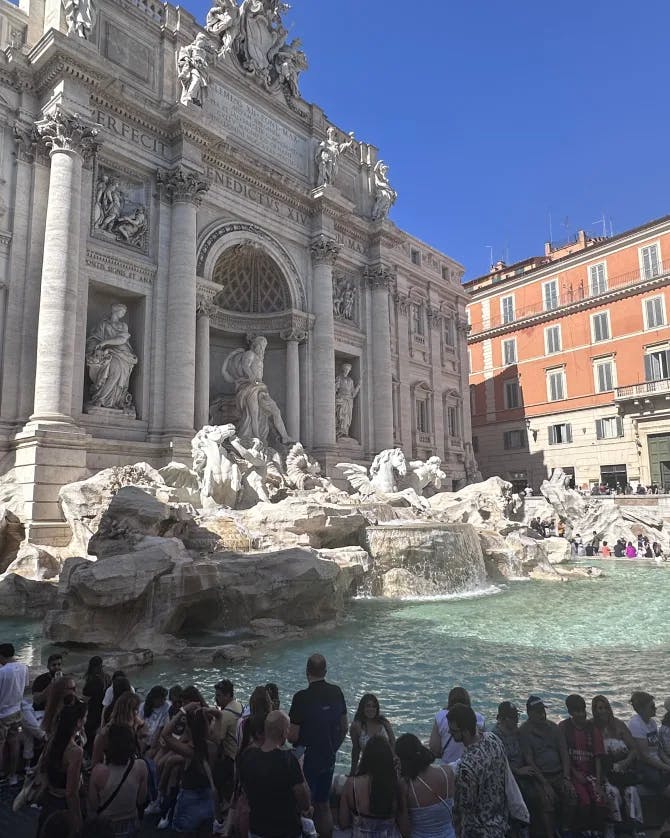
435,708,486,764
102,683,135,708
628,714,659,752
0,661,30,719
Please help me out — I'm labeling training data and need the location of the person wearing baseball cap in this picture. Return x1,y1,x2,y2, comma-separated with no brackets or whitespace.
519,695,576,835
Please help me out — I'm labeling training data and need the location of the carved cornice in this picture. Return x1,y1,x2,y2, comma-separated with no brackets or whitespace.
157,166,210,205
33,52,105,94
280,328,308,343
209,308,313,336
34,108,100,160
363,263,394,290
310,234,340,266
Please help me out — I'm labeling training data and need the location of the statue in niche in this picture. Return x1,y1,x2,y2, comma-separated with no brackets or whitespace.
206,0,240,56
62,0,96,39
316,127,355,187
371,160,397,221
221,335,293,445
334,362,360,440
178,33,215,107
85,303,137,413
399,456,446,496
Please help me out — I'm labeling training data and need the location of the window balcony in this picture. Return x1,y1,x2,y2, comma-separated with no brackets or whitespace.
614,378,670,402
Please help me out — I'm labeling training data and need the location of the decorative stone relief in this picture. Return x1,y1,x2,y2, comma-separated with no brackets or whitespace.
333,274,358,323
310,234,339,266
62,0,97,40
93,166,149,251
157,166,210,205
34,108,99,159
205,0,308,98
85,303,137,416
371,160,397,221
221,335,293,445
178,33,216,107
335,362,360,440
315,127,355,187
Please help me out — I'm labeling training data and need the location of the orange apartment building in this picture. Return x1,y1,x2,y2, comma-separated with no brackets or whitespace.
465,215,670,493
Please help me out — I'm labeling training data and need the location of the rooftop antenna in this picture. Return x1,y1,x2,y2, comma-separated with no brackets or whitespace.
548,211,554,247
562,216,571,242
609,217,614,237
592,213,608,237
485,246,493,271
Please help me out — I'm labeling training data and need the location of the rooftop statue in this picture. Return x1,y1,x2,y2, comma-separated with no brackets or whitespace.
205,0,240,56
316,127,355,187
221,335,293,446
371,160,398,221
178,33,215,107
62,0,96,40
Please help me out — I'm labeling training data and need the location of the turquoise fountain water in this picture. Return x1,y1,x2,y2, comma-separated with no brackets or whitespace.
2,561,668,768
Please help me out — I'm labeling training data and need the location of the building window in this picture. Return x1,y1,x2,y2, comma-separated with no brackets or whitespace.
600,464,627,490
503,429,527,450
643,295,666,329
596,416,624,440
444,316,455,347
591,311,611,342
645,348,670,381
412,304,425,336
501,295,515,324
543,279,559,311
640,243,661,279
548,423,572,444
545,325,562,354
441,265,450,281
447,406,459,437
589,262,608,295
410,248,421,266
546,368,566,401
472,435,479,453
502,338,517,365
504,378,521,409
594,359,615,392
416,399,429,433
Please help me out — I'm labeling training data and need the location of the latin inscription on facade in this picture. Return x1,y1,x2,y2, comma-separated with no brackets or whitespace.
94,111,167,156
207,84,309,175
205,168,309,226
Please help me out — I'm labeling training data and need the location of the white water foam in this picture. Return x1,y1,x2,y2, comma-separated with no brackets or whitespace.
354,584,503,603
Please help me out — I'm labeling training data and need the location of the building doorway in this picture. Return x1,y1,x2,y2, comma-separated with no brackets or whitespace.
648,433,670,492
600,464,627,492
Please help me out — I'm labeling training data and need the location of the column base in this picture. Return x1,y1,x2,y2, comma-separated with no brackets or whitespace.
14,425,90,537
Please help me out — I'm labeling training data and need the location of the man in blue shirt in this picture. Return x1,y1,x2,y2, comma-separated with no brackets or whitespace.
288,654,347,838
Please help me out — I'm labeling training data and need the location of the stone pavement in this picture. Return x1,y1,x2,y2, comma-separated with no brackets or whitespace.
0,781,181,837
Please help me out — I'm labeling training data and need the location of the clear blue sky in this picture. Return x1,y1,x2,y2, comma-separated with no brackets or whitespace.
188,0,670,278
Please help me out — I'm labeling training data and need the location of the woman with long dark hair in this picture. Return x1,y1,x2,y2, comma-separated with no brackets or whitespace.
349,693,395,775
161,702,219,836
139,685,169,747
82,656,110,757
37,698,87,837
339,736,408,838
41,676,78,737
395,733,455,838
92,692,144,767
101,677,132,726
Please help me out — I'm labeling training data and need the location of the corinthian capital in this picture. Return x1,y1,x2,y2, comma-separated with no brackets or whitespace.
34,107,99,159
310,234,340,266
363,263,394,290
196,298,216,318
157,166,210,205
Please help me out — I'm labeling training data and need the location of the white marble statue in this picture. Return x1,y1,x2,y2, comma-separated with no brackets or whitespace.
229,434,284,504
316,127,355,187
206,0,240,56
238,0,284,73
285,443,332,491
178,34,214,107
221,335,292,445
62,0,96,39
114,206,148,247
85,304,137,412
192,423,242,507
371,160,397,221
337,448,430,510
400,456,446,496
95,176,123,232
334,363,360,440
333,277,357,321
272,35,307,97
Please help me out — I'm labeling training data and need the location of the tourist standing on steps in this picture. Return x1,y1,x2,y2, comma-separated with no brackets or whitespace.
395,732,455,838
289,653,348,838
239,710,312,838
349,693,396,776
0,642,30,786
448,703,508,838
430,686,486,766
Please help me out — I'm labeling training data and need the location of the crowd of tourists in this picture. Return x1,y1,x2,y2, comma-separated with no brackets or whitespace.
1,643,670,838
527,520,666,561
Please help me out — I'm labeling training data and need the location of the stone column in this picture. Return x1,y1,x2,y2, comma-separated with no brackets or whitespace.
281,329,307,441
365,264,395,451
310,235,339,448
194,300,213,430
157,166,210,437
29,109,98,425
